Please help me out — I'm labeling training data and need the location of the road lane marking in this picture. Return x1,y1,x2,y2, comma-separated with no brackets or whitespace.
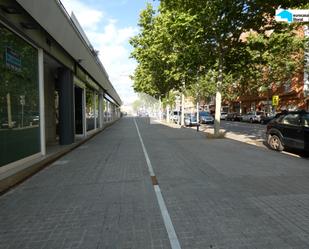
133,118,182,249
134,118,155,176
154,185,181,249
281,151,301,158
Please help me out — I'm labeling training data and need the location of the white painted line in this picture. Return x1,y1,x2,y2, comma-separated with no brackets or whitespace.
133,118,181,249
133,118,155,176
154,185,181,249
281,151,301,158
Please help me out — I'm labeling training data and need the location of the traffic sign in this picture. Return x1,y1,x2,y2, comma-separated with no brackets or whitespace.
272,95,279,106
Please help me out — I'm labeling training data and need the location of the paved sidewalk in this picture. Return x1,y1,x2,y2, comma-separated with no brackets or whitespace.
156,119,264,147
142,118,309,249
0,118,171,249
1,117,309,249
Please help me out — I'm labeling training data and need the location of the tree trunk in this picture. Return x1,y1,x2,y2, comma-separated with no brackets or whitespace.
196,101,199,123
181,92,185,126
214,52,223,136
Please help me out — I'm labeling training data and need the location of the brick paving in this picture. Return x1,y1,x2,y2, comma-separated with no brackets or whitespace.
1,117,309,249
0,119,171,249
139,118,309,249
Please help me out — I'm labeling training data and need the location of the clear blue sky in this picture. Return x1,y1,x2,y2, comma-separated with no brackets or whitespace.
76,0,159,27
62,0,159,105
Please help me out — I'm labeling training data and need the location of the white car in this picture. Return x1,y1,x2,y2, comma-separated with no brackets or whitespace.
220,112,228,120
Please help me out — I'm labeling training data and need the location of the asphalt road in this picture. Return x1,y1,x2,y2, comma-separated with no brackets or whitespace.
1,117,309,249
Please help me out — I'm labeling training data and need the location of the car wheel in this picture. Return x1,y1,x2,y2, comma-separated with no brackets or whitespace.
268,134,284,151
249,118,253,123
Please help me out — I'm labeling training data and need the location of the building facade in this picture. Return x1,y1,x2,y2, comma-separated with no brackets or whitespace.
0,1,121,171
229,72,308,114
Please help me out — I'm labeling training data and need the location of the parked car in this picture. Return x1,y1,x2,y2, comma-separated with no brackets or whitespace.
266,110,309,153
1,119,16,129
184,114,198,127
225,112,242,121
171,111,181,124
260,112,285,125
242,111,265,123
220,112,228,120
199,111,214,124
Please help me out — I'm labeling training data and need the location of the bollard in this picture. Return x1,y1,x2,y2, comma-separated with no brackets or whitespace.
197,124,199,132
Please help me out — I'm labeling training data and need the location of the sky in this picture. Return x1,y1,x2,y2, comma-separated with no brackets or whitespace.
61,0,159,105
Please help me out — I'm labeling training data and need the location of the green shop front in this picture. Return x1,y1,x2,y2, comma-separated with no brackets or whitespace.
0,23,41,167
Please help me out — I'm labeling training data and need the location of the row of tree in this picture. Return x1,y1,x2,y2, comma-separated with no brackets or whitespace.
130,0,309,135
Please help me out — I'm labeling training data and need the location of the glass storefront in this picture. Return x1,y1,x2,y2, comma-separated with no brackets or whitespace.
103,98,107,122
0,23,40,167
86,88,94,131
95,94,99,128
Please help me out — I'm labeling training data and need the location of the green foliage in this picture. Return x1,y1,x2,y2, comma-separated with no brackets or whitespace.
228,28,306,96
130,0,308,105
162,90,176,109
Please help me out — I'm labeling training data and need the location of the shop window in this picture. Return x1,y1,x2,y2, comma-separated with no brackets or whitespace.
86,89,94,131
95,94,99,128
0,23,40,166
103,99,107,122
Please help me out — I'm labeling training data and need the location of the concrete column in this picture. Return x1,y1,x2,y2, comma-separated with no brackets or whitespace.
58,67,74,145
38,49,46,155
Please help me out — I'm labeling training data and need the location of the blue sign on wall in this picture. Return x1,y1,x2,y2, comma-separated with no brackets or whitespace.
5,47,21,71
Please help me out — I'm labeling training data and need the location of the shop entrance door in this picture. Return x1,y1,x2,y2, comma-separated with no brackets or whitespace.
75,86,84,135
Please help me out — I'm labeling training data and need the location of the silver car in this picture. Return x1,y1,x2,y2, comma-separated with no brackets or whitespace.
184,114,198,127
242,111,265,123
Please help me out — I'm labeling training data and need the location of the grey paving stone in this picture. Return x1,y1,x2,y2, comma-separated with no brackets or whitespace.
1,117,309,249
137,117,309,249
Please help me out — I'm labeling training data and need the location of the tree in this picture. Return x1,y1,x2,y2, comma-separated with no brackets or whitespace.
227,28,306,105
131,1,308,135
157,0,309,135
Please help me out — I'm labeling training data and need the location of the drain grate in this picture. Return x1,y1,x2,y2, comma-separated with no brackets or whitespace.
151,175,158,185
